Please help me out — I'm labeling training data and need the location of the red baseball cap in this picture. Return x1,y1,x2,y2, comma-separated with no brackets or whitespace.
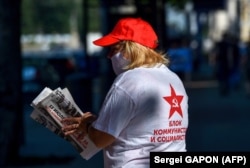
93,18,158,49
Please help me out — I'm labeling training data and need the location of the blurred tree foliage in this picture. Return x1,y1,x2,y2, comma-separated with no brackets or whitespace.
21,0,102,34
21,0,76,34
168,0,190,9
21,0,189,34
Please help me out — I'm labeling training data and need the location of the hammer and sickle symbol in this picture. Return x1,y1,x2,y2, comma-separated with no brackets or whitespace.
172,98,179,107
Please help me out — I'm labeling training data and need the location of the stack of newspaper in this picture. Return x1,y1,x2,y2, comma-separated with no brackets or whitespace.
30,87,100,160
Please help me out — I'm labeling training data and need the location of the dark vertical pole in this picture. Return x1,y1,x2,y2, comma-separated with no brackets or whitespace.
164,0,170,50
236,0,241,40
99,0,117,89
194,11,203,72
134,0,167,50
0,0,22,166
82,0,88,56
155,0,167,50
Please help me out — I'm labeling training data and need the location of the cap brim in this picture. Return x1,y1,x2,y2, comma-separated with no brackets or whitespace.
93,35,120,47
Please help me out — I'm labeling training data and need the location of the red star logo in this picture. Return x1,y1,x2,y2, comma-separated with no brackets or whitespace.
163,84,184,119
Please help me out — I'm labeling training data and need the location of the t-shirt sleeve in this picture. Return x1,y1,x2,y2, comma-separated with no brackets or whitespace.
92,85,135,138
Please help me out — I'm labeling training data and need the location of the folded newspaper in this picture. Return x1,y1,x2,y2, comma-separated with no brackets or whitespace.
30,87,100,160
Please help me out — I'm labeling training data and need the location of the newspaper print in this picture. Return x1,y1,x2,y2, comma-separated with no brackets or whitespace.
30,87,100,160
30,109,65,138
30,87,65,137
50,88,82,117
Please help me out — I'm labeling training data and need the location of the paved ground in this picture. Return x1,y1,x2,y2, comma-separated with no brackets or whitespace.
185,82,250,152
9,70,250,167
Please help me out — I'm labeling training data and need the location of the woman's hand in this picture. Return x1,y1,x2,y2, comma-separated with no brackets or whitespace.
61,112,97,136
61,112,115,149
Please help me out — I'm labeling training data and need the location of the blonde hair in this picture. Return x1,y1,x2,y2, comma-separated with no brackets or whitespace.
120,41,169,70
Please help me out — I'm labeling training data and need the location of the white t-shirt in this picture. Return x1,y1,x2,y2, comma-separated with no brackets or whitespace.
92,64,188,168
